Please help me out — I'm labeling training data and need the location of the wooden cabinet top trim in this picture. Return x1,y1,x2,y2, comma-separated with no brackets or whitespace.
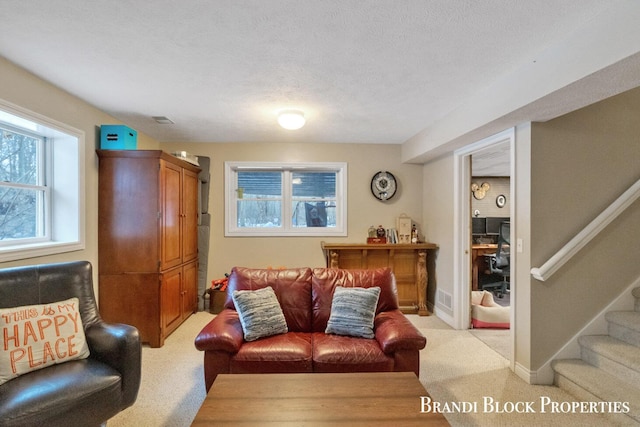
321,241,438,250
97,149,201,173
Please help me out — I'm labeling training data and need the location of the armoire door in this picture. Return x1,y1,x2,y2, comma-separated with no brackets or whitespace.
162,161,183,270
162,266,183,335
182,260,198,318
182,168,199,262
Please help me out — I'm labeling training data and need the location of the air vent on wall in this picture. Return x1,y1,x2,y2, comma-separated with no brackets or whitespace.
437,289,452,310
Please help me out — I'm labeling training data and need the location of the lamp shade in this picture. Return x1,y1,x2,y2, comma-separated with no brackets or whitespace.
278,110,306,130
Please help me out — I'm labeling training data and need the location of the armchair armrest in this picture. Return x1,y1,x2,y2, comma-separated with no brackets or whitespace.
374,310,427,353
85,321,141,408
194,309,244,353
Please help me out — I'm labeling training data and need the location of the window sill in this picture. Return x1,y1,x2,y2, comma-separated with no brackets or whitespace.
0,241,85,263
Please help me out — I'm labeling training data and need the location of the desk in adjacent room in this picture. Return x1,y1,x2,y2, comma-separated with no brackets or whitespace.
471,244,497,291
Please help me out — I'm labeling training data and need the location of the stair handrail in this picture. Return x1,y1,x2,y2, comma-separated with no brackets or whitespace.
531,178,640,281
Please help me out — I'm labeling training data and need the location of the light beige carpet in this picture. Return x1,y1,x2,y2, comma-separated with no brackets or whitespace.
108,312,214,427
469,327,511,360
107,312,631,426
411,315,630,426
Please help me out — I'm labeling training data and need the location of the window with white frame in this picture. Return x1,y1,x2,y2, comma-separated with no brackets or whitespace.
0,100,84,262
225,161,347,236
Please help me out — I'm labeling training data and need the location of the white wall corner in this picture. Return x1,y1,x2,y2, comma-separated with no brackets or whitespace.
515,361,552,385
432,306,455,329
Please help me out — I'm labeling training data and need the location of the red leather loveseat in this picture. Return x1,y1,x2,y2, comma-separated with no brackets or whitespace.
194,266,427,391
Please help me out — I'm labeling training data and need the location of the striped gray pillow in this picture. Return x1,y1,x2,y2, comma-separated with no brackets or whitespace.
325,286,381,339
232,286,288,341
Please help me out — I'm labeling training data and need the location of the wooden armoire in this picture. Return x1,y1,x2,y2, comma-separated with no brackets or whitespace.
97,150,200,347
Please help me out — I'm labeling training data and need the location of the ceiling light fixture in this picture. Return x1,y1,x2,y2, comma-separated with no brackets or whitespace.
152,116,174,124
277,109,305,130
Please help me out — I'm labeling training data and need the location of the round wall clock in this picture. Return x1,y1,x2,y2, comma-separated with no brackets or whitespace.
370,171,397,201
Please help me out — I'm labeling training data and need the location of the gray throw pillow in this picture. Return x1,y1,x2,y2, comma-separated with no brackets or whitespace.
325,286,381,339
232,286,288,341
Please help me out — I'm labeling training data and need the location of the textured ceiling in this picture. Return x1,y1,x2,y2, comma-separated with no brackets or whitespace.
0,0,633,156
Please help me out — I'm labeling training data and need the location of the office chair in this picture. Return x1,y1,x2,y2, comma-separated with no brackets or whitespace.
482,221,510,298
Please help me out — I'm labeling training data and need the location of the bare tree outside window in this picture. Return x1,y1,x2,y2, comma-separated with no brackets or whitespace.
0,127,41,240
0,103,83,262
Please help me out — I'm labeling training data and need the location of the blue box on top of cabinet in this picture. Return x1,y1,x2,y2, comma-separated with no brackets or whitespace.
100,125,137,149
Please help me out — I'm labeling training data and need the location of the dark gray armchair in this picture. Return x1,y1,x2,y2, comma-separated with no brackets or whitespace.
482,221,511,298
0,261,141,427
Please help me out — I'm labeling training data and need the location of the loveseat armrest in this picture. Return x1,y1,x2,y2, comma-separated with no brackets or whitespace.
85,321,141,408
194,309,244,353
374,310,427,353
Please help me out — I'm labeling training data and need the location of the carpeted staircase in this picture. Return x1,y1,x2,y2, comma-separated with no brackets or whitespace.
552,287,640,425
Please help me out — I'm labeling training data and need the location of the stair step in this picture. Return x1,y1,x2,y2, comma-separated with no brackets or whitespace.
552,359,640,424
606,311,640,347
579,335,640,386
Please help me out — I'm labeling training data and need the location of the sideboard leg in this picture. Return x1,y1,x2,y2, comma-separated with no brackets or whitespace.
417,250,430,316
329,250,339,269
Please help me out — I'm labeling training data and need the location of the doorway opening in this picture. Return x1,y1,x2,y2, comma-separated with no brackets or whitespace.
453,128,515,366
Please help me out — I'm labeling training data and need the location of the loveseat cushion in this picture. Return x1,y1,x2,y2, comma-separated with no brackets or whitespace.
312,333,394,372
311,267,398,332
226,267,313,332
229,332,312,374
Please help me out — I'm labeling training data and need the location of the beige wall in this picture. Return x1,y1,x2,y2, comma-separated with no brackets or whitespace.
529,87,640,369
161,141,424,283
421,154,454,316
0,58,160,289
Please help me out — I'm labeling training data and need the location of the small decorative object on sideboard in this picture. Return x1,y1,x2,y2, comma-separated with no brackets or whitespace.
411,224,419,243
367,225,387,243
397,214,412,244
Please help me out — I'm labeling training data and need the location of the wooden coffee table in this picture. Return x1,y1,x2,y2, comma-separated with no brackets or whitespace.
191,372,450,426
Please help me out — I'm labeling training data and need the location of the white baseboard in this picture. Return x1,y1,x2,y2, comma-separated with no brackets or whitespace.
432,304,456,329
533,276,640,385
515,362,539,384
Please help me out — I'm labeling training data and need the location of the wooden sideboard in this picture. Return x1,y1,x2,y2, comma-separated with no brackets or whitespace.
321,242,438,316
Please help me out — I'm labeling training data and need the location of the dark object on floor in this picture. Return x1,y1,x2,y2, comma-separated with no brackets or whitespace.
206,288,227,314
